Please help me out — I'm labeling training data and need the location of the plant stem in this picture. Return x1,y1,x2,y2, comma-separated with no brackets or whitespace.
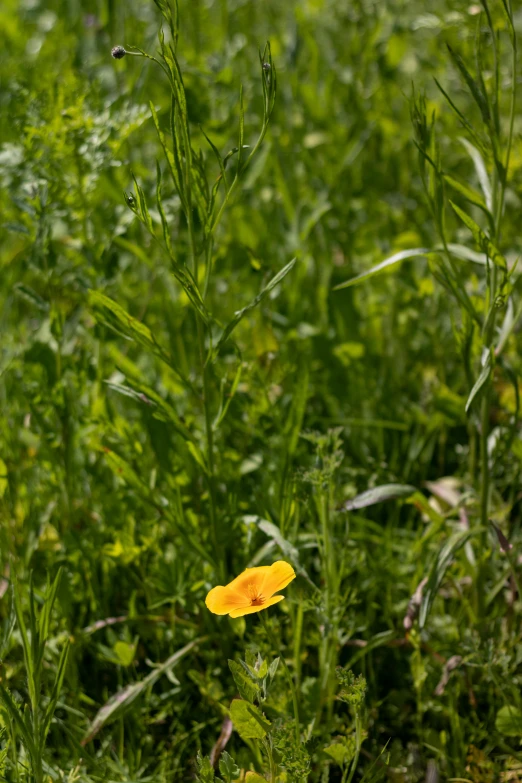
259,613,300,745
264,738,277,783
344,711,362,783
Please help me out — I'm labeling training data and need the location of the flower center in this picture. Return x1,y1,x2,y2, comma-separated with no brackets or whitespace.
247,583,265,606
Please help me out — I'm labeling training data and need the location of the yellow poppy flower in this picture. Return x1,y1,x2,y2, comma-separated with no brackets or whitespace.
205,560,296,618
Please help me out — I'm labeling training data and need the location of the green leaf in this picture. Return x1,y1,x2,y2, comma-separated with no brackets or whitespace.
230,699,270,739
465,355,492,413
106,381,194,442
228,660,260,704
446,45,490,126
419,530,472,628
443,175,491,221
14,284,49,312
113,639,137,667
324,738,356,766
186,441,209,475
347,630,395,667
495,705,522,737
343,484,416,511
89,291,171,362
195,752,215,783
333,240,492,291
40,638,70,743
113,236,155,269
101,448,152,495
333,248,430,290
459,137,492,212
0,685,37,763
218,751,240,783
450,201,506,270
0,458,7,499
82,637,204,744
213,258,296,356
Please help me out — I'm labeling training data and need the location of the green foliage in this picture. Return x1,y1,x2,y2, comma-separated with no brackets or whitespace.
336,669,367,709
1,0,522,780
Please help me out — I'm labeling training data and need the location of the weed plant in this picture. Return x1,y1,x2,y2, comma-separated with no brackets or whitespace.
0,0,521,781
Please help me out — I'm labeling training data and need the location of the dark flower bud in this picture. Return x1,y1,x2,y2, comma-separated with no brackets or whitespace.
111,45,126,59
262,62,271,70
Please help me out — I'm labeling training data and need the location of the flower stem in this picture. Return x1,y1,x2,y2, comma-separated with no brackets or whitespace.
258,612,300,745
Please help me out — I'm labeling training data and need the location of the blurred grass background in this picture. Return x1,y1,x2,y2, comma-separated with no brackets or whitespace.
1,0,522,780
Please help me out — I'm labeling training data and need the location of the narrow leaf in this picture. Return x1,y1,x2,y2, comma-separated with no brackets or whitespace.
0,686,37,762
419,530,472,628
459,137,493,212
82,637,204,744
40,638,70,743
333,249,430,290
450,201,506,270
447,45,490,125
343,484,416,511
465,355,492,413
213,258,296,356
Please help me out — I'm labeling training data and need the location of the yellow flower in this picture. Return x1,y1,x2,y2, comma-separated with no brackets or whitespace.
205,560,296,618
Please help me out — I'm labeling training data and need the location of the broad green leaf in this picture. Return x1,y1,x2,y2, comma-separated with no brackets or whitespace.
218,751,240,783
213,258,297,356
228,660,260,704
230,699,270,740
113,640,137,667
324,738,356,766
419,530,472,628
82,637,204,744
495,705,522,737
450,202,506,270
343,484,416,511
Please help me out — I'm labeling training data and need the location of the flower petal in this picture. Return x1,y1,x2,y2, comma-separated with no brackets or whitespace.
229,595,284,618
260,561,296,599
225,566,272,599
205,585,251,615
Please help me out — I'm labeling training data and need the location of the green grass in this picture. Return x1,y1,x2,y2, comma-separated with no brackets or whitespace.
1,0,521,780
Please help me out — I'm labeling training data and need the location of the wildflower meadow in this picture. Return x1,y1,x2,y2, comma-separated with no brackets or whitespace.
1,0,522,780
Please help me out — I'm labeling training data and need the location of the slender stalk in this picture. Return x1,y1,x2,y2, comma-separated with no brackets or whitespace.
344,711,362,783
264,738,277,783
258,613,300,745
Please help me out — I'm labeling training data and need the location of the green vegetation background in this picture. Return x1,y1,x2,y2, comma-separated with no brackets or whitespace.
1,0,521,780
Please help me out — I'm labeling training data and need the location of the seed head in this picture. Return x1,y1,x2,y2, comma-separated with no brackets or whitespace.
111,45,126,60
262,62,271,71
